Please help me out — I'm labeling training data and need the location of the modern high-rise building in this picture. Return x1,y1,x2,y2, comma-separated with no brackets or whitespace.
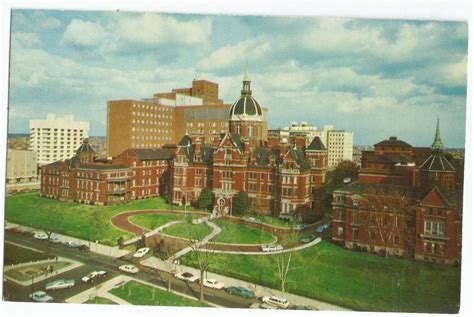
107,79,268,157
6,149,37,183
29,114,89,165
273,122,353,168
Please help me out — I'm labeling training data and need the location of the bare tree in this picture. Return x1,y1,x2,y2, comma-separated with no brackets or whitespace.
39,211,64,241
274,232,300,293
358,187,412,258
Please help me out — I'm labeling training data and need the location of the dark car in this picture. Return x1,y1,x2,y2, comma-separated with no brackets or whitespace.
226,286,255,298
315,223,330,233
78,244,90,252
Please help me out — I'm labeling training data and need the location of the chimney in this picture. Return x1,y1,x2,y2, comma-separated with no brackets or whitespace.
194,136,202,153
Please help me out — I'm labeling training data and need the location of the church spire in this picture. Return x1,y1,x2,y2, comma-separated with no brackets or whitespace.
431,118,444,151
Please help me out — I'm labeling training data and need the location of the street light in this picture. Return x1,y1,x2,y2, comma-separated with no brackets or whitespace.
397,281,401,312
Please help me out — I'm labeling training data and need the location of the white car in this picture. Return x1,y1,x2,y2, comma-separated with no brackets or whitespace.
81,270,107,283
174,271,199,283
49,236,61,244
261,295,289,309
33,232,48,240
119,265,139,274
45,279,75,290
133,247,150,258
261,244,284,252
203,278,225,290
29,291,53,303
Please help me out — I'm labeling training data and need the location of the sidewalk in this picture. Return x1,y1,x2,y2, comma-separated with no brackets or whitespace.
141,256,350,311
6,222,130,258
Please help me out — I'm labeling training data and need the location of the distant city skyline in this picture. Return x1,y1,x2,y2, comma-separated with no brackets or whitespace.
8,10,468,147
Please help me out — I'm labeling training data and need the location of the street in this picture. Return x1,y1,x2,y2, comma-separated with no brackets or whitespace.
3,231,254,308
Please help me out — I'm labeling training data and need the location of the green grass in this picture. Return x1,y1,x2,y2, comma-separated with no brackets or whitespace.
181,240,460,313
162,222,211,240
5,193,202,246
129,213,196,230
4,243,53,265
109,281,207,307
5,261,71,282
250,215,296,228
212,220,275,244
84,297,117,305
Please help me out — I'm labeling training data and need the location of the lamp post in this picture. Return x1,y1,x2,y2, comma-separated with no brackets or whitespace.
397,281,401,312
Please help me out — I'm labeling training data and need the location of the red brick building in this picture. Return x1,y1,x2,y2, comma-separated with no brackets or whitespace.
332,120,462,265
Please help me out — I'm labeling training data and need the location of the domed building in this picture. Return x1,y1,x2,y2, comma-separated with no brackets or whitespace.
228,70,268,148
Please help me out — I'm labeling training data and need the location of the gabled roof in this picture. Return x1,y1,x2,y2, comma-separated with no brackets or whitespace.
200,145,214,165
78,164,128,171
178,135,192,147
365,153,413,164
229,133,244,153
307,136,326,151
287,148,310,170
419,181,456,206
132,148,175,160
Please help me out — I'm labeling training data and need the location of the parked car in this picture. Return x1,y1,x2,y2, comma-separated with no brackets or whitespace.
315,223,331,233
133,247,150,258
45,279,75,290
33,232,48,240
203,278,225,290
261,295,290,309
29,291,53,303
118,265,139,274
81,271,107,283
261,244,284,252
78,244,90,252
49,236,61,244
299,235,315,244
226,286,255,298
64,241,80,248
174,271,199,283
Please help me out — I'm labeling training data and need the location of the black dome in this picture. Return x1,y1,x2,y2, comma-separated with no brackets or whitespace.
230,95,262,117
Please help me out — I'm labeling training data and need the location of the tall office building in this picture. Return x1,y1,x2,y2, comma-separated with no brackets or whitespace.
29,114,89,165
107,79,268,157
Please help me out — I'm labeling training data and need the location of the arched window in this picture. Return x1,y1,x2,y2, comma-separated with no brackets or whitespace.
248,125,253,137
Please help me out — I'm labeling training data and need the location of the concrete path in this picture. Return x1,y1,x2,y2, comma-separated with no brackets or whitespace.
168,221,221,262
4,256,83,286
141,256,349,311
122,220,185,246
6,222,130,258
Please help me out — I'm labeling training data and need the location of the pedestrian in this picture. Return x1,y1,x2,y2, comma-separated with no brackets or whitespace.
55,256,58,262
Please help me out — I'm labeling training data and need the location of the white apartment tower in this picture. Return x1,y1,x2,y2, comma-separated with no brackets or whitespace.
284,122,353,168
29,114,89,165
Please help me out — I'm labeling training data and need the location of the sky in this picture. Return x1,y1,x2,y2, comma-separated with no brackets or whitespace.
7,9,468,147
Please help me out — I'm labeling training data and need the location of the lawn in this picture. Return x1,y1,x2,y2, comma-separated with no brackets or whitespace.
129,213,196,231
84,296,117,305
162,222,211,240
4,242,53,265
181,240,461,313
5,261,71,282
109,281,207,307
250,215,296,228
4,193,202,246
211,220,275,244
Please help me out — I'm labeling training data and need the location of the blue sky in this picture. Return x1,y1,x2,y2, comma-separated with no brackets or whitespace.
8,9,468,147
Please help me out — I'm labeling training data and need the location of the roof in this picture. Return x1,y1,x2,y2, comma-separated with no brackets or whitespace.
374,137,412,148
288,148,310,170
133,148,175,160
229,95,262,117
252,147,281,166
76,139,95,153
365,153,413,164
78,164,128,171
307,136,326,151
419,152,455,172
229,133,244,153
178,135,192,147
334,182,417,199
418,181,458,206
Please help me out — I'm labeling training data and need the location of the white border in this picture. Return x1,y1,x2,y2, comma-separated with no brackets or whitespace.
1,1,472,317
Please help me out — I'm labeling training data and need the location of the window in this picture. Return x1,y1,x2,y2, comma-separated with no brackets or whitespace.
249,183,257,192
423,241,428,253
337,227,344,238
352,228,359,241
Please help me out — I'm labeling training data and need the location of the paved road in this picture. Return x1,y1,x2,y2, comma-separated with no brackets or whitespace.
3,231,254,308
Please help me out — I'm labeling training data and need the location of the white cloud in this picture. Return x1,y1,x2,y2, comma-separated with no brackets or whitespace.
40,16,61,29
198,37,270,71
62,19,106,47
105,13,211,49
